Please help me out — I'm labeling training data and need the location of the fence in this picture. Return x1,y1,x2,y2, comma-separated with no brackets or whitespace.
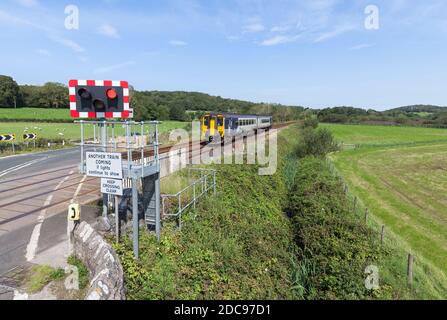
325,157,417,288
161,168,216,229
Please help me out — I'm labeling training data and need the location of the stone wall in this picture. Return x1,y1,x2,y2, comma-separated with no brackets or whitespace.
72,221,125,300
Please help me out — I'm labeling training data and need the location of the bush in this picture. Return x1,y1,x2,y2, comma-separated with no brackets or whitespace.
296,127,339,158
287,157,384,299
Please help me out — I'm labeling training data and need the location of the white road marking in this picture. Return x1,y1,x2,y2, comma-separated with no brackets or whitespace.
0,158,46,178
25,170,74,262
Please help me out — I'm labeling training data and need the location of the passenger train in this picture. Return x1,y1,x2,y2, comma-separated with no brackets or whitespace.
201,112,273,143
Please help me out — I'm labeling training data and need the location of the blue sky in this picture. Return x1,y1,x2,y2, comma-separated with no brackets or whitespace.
0,0,446,110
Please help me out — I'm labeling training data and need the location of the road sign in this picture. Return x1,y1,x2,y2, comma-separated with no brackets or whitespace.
86,152,123,179
101,178,123,196
68,79,133,119
23,133,37,140
0,134,15,142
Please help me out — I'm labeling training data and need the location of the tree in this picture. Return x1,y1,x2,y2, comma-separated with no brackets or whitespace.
0,75,20,107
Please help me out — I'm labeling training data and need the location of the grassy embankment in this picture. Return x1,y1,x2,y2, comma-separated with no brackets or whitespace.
113,124,441,300
323,123,447,298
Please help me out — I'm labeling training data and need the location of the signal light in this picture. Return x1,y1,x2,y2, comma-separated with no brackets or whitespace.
78,88,91,100
93,99,106,110
69,80,132,119
106,88,118,100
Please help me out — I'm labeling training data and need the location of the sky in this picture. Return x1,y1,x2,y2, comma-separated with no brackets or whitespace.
0,0,446,110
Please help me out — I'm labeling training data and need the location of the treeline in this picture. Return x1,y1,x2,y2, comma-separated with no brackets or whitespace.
132,90,304,122
0,75,303,122
317,106,447,127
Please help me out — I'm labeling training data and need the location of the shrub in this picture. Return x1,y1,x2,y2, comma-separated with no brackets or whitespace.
296,127,339,158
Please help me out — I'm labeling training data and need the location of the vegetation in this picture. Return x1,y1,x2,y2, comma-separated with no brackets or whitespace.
0,75,303,123
318,106,447,128
325,123,447,298
0,108,72,122
25,265,65,294
114,132,300,300
67,256,89,290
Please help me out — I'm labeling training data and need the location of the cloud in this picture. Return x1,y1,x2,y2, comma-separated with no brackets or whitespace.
314,24,356,43
242,23,265,33
36,48,50,56
94,61,135,74
47,34,85,53
98,24,120,38
169,40,188,46
350,43,375,50
16,0,39,8
271,25,291,33
260,35,300,46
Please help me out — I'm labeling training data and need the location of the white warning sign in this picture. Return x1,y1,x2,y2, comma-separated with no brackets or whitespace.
86,152,123,179
101,178,123,196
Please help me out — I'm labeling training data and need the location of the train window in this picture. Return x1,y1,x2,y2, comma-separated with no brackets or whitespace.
217,117,224,126
204,116,210,126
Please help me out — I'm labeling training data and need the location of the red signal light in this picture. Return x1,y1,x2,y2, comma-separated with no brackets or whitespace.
106,88,118,100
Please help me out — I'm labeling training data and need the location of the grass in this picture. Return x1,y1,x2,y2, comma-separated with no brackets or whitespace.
324,123,447,298
67,256,89,290
0,108,72,122
25,265,65,294
320,123,447,146
0,121,189,142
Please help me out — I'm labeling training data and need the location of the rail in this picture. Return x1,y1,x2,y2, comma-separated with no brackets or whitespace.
161,168,216,228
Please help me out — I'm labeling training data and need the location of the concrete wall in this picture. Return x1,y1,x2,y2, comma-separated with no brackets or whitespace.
72,221,126,300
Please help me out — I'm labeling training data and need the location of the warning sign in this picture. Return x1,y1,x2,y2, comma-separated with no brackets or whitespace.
101,178,123,196
86,152,122,179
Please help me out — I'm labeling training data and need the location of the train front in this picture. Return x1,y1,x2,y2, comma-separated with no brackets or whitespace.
201,113,224,143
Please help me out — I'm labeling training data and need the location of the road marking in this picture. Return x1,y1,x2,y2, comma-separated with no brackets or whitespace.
71,175,87,204
0,158,46,178
25,170,74,262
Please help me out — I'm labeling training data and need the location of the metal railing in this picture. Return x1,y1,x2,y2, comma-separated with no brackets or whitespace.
161,168,216,228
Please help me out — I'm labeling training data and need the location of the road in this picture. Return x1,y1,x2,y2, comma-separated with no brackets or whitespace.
0,147,101,284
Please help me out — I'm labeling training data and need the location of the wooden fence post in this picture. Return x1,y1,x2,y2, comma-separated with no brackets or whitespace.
407,254,415,287
364,208,369,224
380,225,385,246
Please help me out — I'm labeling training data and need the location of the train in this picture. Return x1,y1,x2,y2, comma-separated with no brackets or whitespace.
201,112,273,143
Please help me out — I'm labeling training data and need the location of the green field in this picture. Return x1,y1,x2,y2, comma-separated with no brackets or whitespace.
325,123,447,290
321,123,447,146
0,108,72,122
0,121,189,142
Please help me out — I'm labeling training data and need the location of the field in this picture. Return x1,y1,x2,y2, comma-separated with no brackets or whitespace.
325,123,447,286
320,123,447,146
0,108,71,122
0,121,189,142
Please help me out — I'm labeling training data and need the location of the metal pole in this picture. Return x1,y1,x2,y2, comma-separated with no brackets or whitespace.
115,196,119,243
102,121,108,218
93,123,96,143
132,177,139,259
178,193,182,229
155,173,161,241
213,171,216,195
80,121,84,174
193,182,196,209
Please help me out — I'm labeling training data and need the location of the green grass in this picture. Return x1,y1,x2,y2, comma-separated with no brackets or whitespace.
67,256,89,290
325,123,447,297
321,123,447,146
25,265,65,293
0,121,189,142
0,108,72,122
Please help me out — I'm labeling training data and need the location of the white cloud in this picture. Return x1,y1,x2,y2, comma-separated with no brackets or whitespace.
47,34,84,53
350,43,375,50
169,40,188,46
94,61,135,74
98,24,120,38
36,48,50,56
314,25,356,43
260,35,300,46
16,0,39,8
271,25,291,33
242,23,265,33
